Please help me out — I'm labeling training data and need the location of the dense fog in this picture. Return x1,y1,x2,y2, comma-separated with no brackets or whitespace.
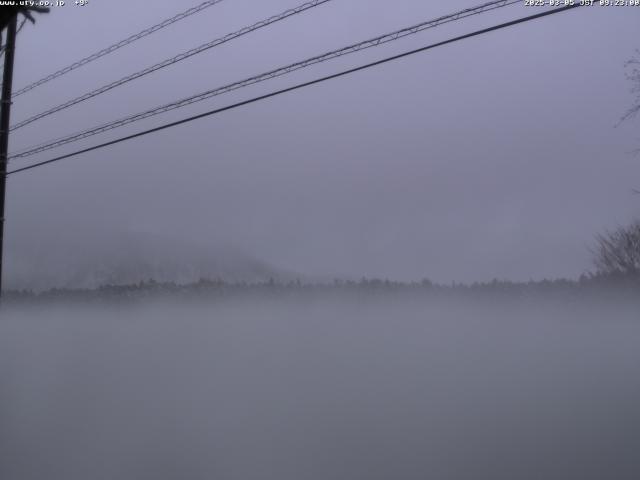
6,1,640,284
1,1,639,478
2,295,639,479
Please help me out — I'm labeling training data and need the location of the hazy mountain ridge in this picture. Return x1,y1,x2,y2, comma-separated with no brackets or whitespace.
5,230,293,291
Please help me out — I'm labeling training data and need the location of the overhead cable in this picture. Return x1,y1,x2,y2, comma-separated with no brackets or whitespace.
11,0,227,98
10,0,521,159
7,4,584,176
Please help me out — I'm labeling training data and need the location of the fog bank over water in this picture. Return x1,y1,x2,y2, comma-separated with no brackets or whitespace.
2,295,639,480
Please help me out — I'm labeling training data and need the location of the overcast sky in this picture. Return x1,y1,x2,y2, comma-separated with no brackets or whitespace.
3,0,640,285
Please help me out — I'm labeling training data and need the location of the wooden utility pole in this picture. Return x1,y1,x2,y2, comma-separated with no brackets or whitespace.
0,15,18,299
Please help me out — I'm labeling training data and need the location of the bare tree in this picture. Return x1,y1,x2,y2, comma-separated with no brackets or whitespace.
592,220,640,275
620,49,640,126
619,50,640,195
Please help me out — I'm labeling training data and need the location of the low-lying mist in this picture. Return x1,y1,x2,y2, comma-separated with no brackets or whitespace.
1,294,639,480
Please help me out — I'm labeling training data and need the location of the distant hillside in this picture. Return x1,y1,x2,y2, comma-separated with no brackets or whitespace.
5,230,291,291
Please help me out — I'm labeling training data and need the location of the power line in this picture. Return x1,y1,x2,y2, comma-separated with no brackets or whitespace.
10,0,521,160
11,0,226,98
9,0,519,156
9,0,333,132
7,4,584,176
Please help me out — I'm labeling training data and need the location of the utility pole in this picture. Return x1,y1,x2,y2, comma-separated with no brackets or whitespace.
0,15,18,299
